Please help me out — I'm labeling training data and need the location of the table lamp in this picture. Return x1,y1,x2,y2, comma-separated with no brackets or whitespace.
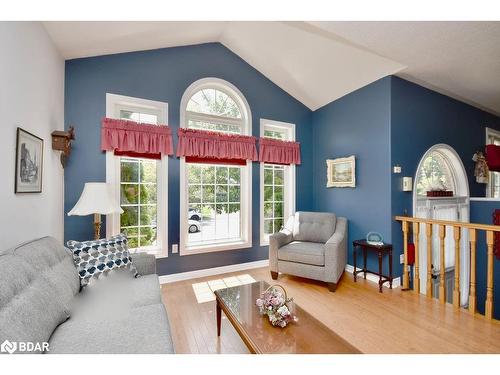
68,182,123,240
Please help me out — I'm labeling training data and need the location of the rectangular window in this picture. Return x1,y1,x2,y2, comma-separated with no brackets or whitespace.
263,164,285,236
187,164,242,245
486,127,500,198
106,94,168,257
260,119,296,245
181,160,251,254
120,157,158,250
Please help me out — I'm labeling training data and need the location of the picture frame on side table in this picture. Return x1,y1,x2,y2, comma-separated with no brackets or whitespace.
326,155,355,188
15,127,44,193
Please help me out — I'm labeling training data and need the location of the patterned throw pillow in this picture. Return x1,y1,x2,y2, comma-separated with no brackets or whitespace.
67,234,139,287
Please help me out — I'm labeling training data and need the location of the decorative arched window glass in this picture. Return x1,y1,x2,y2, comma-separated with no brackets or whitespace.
180,78,252,255
415,151,456,195
185,86,246,135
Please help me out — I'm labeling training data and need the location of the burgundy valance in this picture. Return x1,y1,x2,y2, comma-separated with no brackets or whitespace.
259,137,301,165
486,144,500,172
101,118,174,156
176,128,258,161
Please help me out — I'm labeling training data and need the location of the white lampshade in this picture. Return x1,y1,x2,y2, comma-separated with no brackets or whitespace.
68,182,124,216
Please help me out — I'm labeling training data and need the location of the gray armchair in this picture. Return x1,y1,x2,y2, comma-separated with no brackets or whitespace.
269,211,347,292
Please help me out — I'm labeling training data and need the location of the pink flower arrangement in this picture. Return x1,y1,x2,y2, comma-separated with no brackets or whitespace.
256,286,297,328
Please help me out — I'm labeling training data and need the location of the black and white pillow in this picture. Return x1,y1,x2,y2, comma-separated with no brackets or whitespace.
67,234,139,287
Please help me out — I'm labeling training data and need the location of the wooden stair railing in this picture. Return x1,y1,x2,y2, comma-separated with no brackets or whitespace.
395,216,499,320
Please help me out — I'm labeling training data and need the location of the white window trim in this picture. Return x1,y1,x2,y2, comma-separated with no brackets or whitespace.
105,93,169,258
259,119,296,246
486,127,500,198
179,78,253,256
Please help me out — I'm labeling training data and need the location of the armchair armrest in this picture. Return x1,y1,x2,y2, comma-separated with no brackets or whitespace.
269,230,293,272
131,252,157,276
324,217,348,283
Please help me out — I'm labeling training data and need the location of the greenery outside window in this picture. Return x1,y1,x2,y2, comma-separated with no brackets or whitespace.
260,119,296,245
105,93,168,257
180,78,252,255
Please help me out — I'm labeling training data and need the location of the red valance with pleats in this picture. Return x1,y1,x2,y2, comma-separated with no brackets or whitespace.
259,137,301,165
101,118,174,157
176,128,258,162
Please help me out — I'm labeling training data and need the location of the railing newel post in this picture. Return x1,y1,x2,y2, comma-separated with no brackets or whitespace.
453,226,461,308
485,230,494,320
439,224,446,304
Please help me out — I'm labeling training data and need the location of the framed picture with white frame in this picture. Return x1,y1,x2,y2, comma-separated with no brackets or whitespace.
326,155,355,188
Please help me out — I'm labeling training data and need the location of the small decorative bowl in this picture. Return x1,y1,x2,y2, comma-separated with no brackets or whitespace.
366,231,384,246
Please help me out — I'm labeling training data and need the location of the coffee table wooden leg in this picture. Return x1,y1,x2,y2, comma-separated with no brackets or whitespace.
217,301,222,336
216,300,222,336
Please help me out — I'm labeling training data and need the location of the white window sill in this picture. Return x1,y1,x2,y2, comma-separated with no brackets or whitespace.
130,247,168,259
180,240,252,256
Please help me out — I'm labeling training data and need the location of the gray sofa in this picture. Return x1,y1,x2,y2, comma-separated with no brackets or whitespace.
269,211,347,291
0,237,174,354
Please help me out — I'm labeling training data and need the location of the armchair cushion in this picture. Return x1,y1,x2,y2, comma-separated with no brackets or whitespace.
278,241,325,266
292,212,336,243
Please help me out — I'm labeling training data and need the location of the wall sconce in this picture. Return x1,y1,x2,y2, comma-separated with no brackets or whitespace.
403,176,413,192
51,126,75,168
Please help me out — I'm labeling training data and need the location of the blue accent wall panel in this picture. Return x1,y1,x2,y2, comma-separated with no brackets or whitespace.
390,76,500,280
311,77,393,275
64,43,313,276
470,201,500,320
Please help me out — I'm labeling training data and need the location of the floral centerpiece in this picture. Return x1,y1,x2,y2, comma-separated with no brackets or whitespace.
256,285,297,328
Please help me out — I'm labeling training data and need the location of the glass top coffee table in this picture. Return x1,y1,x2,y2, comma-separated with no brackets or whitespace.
214,281,360,354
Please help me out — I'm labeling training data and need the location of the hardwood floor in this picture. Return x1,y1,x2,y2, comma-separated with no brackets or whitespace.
161,267,500,354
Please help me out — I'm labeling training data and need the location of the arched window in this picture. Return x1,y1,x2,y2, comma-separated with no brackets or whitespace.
180,78,252,255
183,79,250,135
415,150,456,196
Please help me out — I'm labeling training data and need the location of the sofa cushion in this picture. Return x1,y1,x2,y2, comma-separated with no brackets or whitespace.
67,234,138,287
293,212,336,243
68,271,162,319
48,303,174,354
10,237,80,309
0,254,69,350
278,241,325,266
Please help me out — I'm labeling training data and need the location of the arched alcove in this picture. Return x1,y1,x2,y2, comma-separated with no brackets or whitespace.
413,144,470,306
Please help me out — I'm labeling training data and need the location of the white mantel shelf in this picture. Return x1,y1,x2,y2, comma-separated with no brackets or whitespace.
470,197,500,202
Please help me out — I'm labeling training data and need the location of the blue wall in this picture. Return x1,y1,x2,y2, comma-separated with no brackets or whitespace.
390,76,500,281
64,42,313,275
470,201,500,319
311,77,393,275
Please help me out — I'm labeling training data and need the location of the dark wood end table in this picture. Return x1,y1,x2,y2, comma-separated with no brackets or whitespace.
352,239,393,293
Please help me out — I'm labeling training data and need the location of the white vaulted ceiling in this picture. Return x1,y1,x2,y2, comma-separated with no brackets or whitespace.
43,21,500,114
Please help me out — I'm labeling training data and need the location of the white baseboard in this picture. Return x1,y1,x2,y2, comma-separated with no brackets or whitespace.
158,259,269,284
345,264,401,289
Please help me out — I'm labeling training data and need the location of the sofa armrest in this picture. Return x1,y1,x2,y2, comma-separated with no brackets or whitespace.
324,217,348,283
131,253,157,276
269,230,293,272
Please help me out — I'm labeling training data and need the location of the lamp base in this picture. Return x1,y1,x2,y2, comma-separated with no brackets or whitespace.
94,213,102,240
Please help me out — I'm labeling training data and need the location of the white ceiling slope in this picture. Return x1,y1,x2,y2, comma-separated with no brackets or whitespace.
310,21,500,115
43,21,226,59
43,21,500,114
219,22,404,110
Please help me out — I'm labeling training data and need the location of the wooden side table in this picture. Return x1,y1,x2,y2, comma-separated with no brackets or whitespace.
352,239,393,293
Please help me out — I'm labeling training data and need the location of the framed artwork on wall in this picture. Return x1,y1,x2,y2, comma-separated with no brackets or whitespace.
326,155,355,188
15,127,44,193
